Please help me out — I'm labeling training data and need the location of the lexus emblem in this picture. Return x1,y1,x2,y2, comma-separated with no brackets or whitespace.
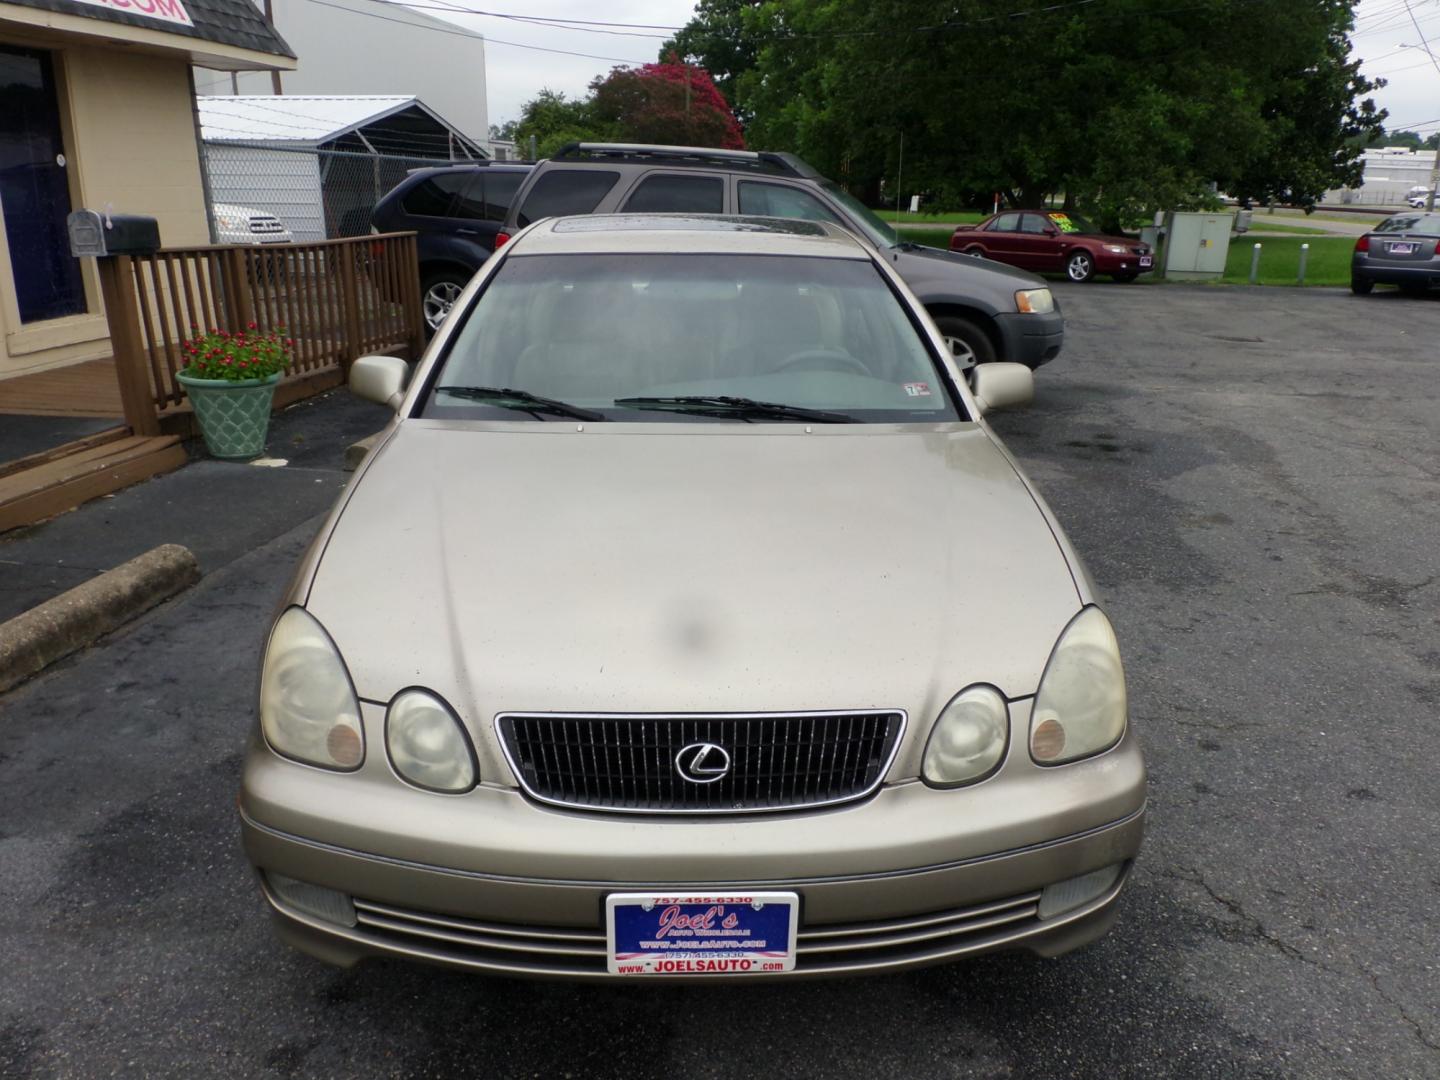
675,741,731,784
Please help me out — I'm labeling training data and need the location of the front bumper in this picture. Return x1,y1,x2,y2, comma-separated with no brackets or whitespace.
994,309,1065,369
240,713,1146,980
1091,250,1154,275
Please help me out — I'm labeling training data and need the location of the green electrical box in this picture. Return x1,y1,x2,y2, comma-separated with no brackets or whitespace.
1162,211,1235,280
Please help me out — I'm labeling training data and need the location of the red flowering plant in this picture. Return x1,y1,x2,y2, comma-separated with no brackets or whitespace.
181,322,294,382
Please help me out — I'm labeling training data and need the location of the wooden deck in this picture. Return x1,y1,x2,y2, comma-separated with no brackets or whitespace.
0,359,124,419
0,432,186,533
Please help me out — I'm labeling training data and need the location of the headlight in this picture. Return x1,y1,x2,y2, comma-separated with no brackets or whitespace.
922,685,1009,787
216,213,245,230
386,689,477,793
1014,287,1054,314
1030,607,1127,765
1103,244,1127,254
259,607,364,770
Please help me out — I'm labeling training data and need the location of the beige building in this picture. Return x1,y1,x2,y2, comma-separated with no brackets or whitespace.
0,0,294,381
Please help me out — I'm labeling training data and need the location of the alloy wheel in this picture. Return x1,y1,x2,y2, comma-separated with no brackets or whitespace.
423,281,464,330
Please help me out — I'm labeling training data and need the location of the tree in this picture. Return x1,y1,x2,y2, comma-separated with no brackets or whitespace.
679,0,1383,225
590,60,745,150
659,0,764,122
511,89,608,160
1365,127,1440,150
509,64,744,161
489,120,519,142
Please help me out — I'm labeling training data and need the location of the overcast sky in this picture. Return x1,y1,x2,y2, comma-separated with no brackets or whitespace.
436,0,1440,138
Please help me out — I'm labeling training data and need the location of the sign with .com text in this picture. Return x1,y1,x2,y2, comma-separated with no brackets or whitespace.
69,0,193,28
606,892,799,976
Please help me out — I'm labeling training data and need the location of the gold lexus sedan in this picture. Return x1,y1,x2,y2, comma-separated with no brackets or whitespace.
240,215,1146,980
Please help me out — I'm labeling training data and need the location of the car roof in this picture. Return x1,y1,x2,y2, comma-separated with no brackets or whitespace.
509,214,872,258
550,142,818,179
404,162,533,179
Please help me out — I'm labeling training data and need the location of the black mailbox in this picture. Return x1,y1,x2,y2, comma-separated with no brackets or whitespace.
67,210,161,258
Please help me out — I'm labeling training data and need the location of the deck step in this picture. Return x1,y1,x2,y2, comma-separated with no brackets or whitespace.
0,434,186,533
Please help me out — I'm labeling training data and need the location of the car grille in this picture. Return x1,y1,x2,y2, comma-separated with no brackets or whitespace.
349,890,1043,978
248,217,285,234
496,710,905,814
1129,246,1149,256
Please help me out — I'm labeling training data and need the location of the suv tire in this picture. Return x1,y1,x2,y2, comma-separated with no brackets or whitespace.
421,268,470,334
933,315,997,366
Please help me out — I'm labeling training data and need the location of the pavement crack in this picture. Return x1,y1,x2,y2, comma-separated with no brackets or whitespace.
1164,866,1440,1054
1367,972,1440,1054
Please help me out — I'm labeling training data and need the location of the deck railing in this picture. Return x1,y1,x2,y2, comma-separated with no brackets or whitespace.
97,233,424,435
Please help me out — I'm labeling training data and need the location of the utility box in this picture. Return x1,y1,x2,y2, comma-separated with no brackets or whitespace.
1162,211,1234,280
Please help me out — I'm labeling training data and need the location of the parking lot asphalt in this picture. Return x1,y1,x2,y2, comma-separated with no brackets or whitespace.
2,283,1438,1080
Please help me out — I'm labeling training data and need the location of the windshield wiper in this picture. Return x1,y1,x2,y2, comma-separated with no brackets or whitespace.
613,395,857,423
435,385,607,421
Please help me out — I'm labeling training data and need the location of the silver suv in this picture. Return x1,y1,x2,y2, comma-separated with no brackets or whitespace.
496,143,1064,369
241,215,1143,981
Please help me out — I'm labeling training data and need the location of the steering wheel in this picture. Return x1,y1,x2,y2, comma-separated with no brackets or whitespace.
773,349,871,377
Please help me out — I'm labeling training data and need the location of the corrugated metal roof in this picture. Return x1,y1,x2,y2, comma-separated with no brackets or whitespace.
1,0,295,58
197,94,417,142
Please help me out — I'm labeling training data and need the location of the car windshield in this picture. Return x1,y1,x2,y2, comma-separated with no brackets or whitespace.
1046,212,1102,235
1374,214,1440,235
421,253,963,423
820,181,901,248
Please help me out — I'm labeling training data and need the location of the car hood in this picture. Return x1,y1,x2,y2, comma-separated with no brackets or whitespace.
306,423,1081,720
895,242,1045,285
1076,232,1144,249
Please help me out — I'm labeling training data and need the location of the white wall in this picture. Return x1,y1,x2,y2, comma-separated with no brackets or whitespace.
194,0,487,145
1323,148,1439,207
204,144,325,240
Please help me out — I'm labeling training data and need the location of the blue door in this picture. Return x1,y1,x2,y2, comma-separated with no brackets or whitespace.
0,45,85,324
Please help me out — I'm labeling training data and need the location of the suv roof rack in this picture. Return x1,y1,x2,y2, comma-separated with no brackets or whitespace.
552,142,818,179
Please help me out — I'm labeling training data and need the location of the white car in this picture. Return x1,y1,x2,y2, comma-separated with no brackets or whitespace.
1408,194,1434,209
212,203,293,245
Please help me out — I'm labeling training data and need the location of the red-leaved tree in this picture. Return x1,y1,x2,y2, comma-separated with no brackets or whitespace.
591,59,745,150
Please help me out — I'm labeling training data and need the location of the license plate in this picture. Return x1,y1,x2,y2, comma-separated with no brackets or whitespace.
606,891,798,975
1139,255,1153,267
1387,242,1418,254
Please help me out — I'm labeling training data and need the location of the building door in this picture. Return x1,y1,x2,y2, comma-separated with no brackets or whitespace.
0,45,85,324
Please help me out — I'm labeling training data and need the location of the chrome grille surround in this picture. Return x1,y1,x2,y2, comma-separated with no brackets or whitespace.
495,710,907,815
347,890,1044,977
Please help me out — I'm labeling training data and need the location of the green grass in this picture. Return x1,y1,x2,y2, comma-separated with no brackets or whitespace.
1240,220,1332,235
878,210,988,225
1221,235,1353,286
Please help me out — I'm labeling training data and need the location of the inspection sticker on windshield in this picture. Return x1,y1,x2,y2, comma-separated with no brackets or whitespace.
903,382,932,397
606,892,798,975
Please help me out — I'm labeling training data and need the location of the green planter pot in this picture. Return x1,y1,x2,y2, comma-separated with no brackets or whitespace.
176,370,282,460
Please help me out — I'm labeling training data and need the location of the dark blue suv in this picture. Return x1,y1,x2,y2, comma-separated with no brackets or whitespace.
371,162,532,332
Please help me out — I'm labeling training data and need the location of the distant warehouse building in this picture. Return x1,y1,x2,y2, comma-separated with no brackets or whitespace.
1325,147,1438,207
194,0,488,148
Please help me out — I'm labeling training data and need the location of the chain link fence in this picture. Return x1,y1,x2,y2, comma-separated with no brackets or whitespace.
199,142,456,242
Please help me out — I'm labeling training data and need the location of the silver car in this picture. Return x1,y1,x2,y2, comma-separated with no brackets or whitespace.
241,214,1145,980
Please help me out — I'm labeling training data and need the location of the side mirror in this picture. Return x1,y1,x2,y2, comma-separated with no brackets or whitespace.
350,354,411,412
1043,225,1060,237
969,362,1034,415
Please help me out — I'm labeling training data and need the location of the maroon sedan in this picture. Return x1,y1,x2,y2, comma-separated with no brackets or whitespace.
950,211,1153,283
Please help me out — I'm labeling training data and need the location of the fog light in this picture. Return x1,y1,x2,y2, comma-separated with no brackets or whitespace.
1037,863,1125,920
267,871,357,927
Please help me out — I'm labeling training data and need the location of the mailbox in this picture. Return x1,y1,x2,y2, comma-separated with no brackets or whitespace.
67,210,161,258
